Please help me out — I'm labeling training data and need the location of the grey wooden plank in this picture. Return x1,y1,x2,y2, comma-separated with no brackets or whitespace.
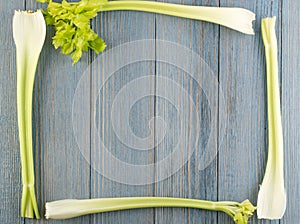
90,9,156,224
154,0,219,223
24,1,91,224
0,1,25,224
281,0,300,223
218,0,281,223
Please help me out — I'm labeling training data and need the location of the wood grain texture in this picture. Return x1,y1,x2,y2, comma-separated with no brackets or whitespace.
26,1,91,224
0,1,24,224
154,0,219,223
90,8,156,224
1,0,299,223
218,0,281,223
281,0,300,223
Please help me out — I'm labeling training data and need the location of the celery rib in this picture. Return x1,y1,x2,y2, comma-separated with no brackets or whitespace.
257,17,286,220
13,10,46,219
45,197,256,223
38,0,255,64
16,36,40,219
101,1,255,35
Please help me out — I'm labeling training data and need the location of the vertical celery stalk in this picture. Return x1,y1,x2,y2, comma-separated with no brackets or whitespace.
257,17,286,219
13,10,46,219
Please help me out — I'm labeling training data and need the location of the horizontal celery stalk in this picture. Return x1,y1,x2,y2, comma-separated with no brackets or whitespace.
100,1,255,35
37,0,255,64
45,197,256,224
257,17,286,219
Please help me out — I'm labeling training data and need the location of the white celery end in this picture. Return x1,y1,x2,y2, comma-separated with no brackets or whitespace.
46,200,77,219
257,176,286,219
13,10,46,60
46,199,90,219
212,7,255,35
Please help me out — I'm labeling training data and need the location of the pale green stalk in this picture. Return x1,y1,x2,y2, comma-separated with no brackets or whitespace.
45,197,256,223
38,0,255,64
257,17,286,219
100,1,255,35
13,10,46,219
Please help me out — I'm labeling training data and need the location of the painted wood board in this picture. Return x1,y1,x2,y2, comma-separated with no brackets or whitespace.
0,0,299,223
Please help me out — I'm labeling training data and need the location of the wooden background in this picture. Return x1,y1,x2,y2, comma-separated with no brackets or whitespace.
1,0,299,223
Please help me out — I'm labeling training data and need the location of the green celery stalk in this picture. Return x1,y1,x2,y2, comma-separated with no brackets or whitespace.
101,1,255,35
257,17,286,220
13,10,46,219
37,0,255,64
45,197,256,224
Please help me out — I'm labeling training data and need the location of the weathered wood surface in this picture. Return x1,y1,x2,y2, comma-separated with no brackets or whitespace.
0,0,299,223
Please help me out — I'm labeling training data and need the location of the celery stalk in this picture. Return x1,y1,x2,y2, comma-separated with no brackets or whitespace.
13,10,46,219
101,1,255,35
45,197,256,223
37,0,255,64
257,17,286,219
